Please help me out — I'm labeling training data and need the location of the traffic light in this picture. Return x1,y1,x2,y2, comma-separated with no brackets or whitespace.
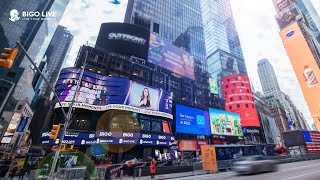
49,123,61,140
0,47,18,69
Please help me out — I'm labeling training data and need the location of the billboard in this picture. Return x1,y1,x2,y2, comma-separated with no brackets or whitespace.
274,0,291,12
55,68,173,119
221,74,261,128
209,108,243,136
16,117,29,132
275,4,302,29
148,33,195,80
175,104,210,136
209,78,218,94
95,23,150,59
280,22,320,130
1,113,22,144
259,113,279,144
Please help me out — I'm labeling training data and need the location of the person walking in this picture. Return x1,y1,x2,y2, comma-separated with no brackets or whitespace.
18,166,25,180
11,166,18,180
150,158,156,179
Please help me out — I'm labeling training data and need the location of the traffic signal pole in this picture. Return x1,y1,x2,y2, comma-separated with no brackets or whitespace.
15,41,88,179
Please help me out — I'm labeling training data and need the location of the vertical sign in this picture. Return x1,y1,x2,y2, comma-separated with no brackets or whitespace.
201,145,217,172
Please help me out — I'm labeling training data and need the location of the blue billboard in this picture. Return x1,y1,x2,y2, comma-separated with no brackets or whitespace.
175,104,210,136
54,68,173,118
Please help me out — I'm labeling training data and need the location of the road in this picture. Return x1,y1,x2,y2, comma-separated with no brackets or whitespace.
171,159,320,180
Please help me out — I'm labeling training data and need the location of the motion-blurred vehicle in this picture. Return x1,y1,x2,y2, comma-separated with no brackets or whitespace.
232,155,278,175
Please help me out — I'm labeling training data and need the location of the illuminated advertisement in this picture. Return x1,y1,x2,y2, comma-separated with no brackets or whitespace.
148,33,195,80
274,0,291,12
221,74,261,129
1,113,22,144
175,104,210,136
209,108,243,136
275,4,302,29
259,113,279,144
0,120,6,137
209,78,218,94
280,22,320,130
95,23,150,59
55,68,173,119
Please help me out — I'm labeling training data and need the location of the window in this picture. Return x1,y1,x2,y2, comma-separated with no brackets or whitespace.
226,85,229,88
252,104,255,108
237,104,240,108
246,96,249,100
229,106,232,110
153,22,159,33
140,119,151,131
241,83,244,86
231,90,235,94
227,79,230,82
225,92,227,95
151,121,162,133
230,97,233,101
247,89,250,93
239,96,242,100
246,104,249,108
233,83,236,87
17,105,23,110
240,89,242,92
235,77,238,80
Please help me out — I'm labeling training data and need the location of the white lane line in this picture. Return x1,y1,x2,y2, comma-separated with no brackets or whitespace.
281,170,320,180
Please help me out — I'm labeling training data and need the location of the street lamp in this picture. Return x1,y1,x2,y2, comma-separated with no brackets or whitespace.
13,41,88,179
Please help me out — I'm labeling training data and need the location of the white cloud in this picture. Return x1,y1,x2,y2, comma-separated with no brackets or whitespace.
59,0,128,67
230,0,320,126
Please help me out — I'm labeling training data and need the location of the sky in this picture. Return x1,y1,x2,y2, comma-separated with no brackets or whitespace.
59,0,320,126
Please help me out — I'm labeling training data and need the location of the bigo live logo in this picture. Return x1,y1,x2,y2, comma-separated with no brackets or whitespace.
9,9,20,22
9,9,56,22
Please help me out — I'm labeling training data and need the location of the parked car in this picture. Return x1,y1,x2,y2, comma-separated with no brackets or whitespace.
232,155,278,175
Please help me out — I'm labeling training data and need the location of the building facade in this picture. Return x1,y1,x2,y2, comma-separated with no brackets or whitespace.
257,59,308,130
0,0,69,113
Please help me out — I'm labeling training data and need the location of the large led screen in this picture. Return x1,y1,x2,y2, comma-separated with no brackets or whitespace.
148,33,195,80
55,68,173,118
280,22,320,130
95,23,150,59
259,113,279,144
175,104,210,136
209,108,243,136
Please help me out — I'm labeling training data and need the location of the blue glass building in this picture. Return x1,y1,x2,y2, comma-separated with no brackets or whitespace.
201,0,248,97
125,0,207,71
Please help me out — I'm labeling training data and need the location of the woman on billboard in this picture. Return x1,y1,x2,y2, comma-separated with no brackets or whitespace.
139,88,152,109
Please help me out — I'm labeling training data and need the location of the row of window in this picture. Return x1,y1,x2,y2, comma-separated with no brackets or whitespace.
224,89,251,94
229,103,255,110
229,96,254,102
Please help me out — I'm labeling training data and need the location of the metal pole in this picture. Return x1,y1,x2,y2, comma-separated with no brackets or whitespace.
16,41,68,119
48,49,88,179
0,78,15,114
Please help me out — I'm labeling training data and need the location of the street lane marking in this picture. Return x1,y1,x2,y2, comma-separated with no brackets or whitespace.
281,170,320,180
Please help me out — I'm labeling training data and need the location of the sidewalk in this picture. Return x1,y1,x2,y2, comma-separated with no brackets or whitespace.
119,170,210,180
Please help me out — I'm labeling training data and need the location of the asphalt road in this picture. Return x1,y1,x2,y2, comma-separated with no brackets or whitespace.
171,159,320,180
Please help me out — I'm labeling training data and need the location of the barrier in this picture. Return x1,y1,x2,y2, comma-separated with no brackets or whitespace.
56,167,87,180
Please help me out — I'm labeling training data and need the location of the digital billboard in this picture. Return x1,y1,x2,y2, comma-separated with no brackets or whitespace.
148,33,195,80
275,4,302,29
280,22,320,130
259,113,279,145
221,74,261,129
209,78,218,94
209,108,243,136
274,0,291,12
1,113,22,144
55,68,173,119
175,104,210,136
95,23,150,59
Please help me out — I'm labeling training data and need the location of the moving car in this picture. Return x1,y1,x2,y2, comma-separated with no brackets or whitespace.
232,155,278,175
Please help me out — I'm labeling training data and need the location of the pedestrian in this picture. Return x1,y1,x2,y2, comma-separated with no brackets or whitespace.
11,166,18,180
150,157,156,179
18,167,25,180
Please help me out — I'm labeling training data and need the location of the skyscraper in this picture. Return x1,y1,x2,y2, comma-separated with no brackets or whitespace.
41,25,73,97
201,0,248,97
257,59,282,100
0,0,69,113
274,0,320,130
124,0,206,71
257,59,308,130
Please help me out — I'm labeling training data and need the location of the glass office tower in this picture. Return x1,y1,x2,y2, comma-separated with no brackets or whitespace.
0,0,69,112
125,0,207,71
201,0,248,97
